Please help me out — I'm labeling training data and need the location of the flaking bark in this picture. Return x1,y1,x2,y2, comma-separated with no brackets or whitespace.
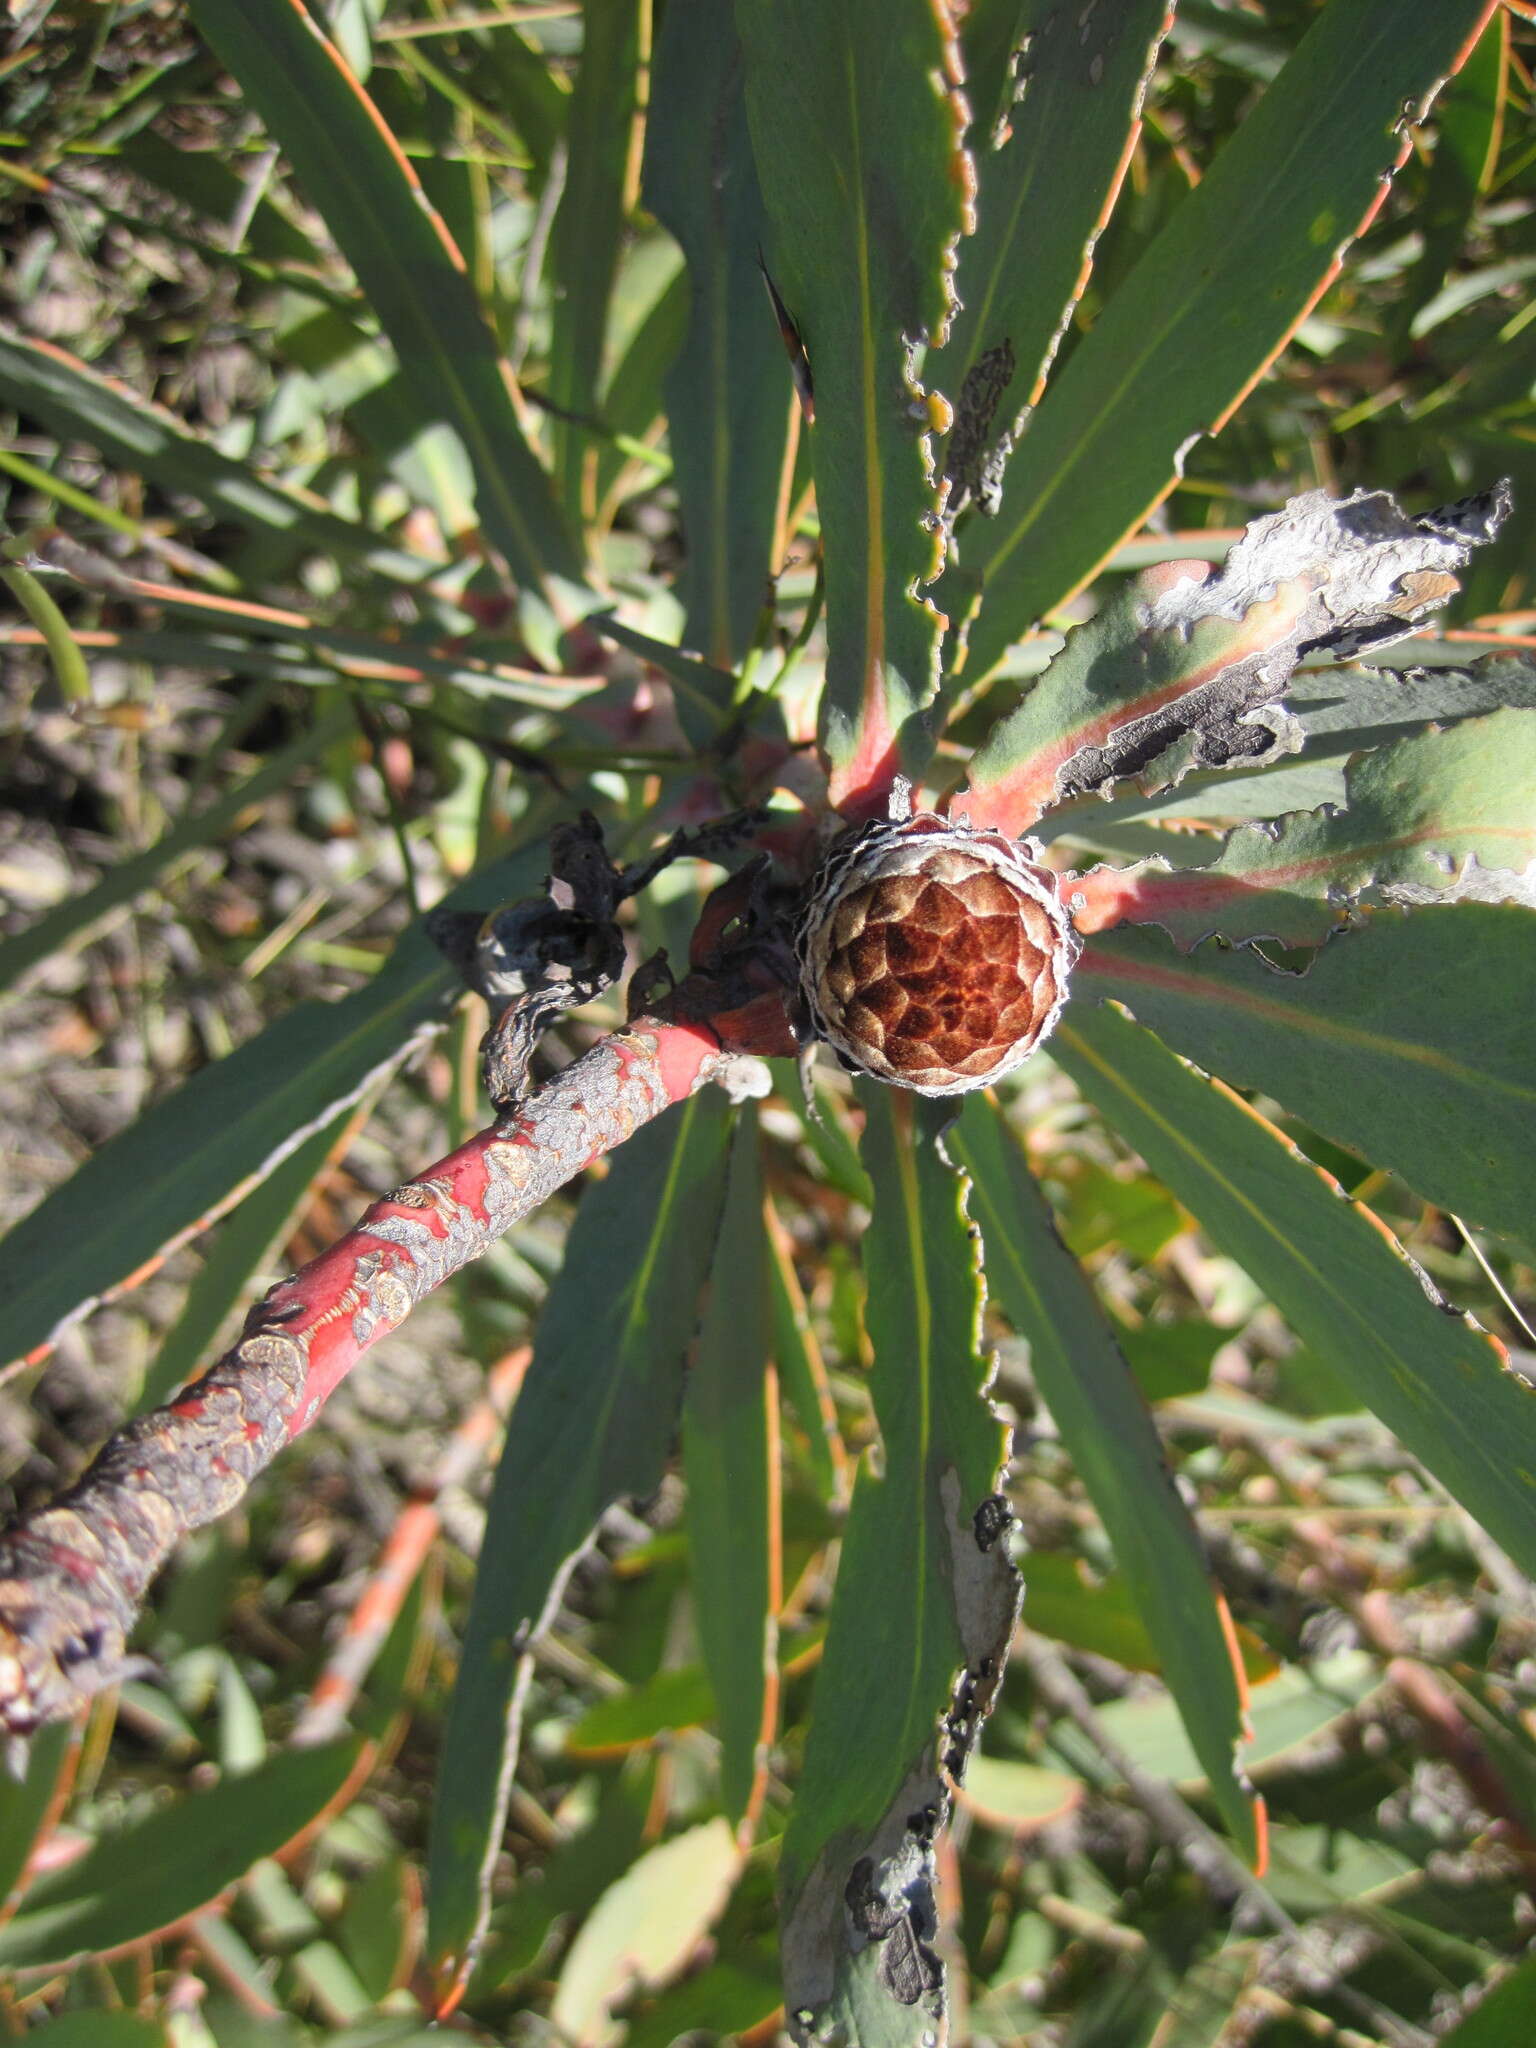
0,1019,735,1739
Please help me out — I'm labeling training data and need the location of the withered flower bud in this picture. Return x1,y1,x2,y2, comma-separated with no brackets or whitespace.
796,807,1079,1097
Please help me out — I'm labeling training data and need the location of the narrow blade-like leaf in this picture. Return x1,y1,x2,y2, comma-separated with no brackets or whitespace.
956,483,1507,835
950,1094,1262,1862
937,0,1171,517
1076,903,1536,1244
0,329,425,586
737,0,970,813
427,1091,733,2000
0,1739,364,1970
683,1107,778,1831
955,0,1499,680
186,0,583,595
780,1089,1021,2048
1054,1003,1536,1578
0,831,553,1369
1074,707,1536,949
644,0,794,676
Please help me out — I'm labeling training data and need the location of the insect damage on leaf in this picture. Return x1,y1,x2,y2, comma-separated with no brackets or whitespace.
957,480,1513,836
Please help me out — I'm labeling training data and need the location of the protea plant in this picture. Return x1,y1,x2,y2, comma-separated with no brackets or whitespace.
1,3,1534,2045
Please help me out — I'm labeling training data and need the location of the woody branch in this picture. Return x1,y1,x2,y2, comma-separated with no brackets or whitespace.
0,838,800,1742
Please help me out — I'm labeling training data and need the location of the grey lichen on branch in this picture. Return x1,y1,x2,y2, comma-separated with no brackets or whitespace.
0,817,799,1746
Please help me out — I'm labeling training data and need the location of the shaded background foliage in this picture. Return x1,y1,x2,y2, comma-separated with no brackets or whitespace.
1,2,1536,2045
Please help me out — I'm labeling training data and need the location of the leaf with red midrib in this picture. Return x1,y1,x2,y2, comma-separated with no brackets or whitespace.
738,0,970,819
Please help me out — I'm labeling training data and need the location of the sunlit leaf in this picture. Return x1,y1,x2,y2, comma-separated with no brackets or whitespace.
952,1095,1262,1861
0,1739,364,1970
186,0,583,594
683,1107,778,1828
780,1089,1020,2048
1078,903,1536,1242
427,1091,732,1998
937,0,1170,518
644,0,794,675
549,1819,741,2048
1075,708,1536,949
1056,1002,1536,1577
738,0,969,813
955,0,1496,680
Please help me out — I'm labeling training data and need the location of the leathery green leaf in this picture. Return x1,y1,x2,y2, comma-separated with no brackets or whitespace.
684,1107,778,1830
0,1720,75,1916
955,0,1496,680
644,0,794,675
951,1095,1262,1862
550,1820,741,2047
186,0,582,596
427,1091,733,2000
955,558,1315,836
11,2018,166,2048
780,1090,1020,2048
936,0,1170,517
0,1738,363,1970
1437,1951,1536,2046
1078,904,1536,1244
1055,1003,1536,1579
547,0,645,522
737,0,969,814
0,828,553,1371
1076,708,1536,951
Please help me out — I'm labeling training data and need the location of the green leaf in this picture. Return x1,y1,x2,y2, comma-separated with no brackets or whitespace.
0,330,424,586
1398,9,1509,338
1050,1649,1380,1789
683,1107,777,1827
766,1198,843,1499
644,0,794,674
1437,1953,1536,2045
0,704,351,995
961,1754,1082,1833
186,0,582,595
1054,1002,1536,1579
0,1721,74,1914
951,1094,1261,1860
13,2019,167,2048
565,1665,718,1757
937,0,1170,516
957,483,1507,834
1078,904,1536,1243
780,1090,1020,2048
427,1090,733,1997
738,0,969,812
0,1738,363,1970
0,828,553,1370
547,0,644,521
955,0,1496,679
56,617,593,713
549,1819,741,2048
1079,708,1536,950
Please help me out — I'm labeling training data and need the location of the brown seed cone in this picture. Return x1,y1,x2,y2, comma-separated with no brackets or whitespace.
797,812,1079,1097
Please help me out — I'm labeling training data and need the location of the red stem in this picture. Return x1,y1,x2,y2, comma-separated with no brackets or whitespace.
0,1015,737,1738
